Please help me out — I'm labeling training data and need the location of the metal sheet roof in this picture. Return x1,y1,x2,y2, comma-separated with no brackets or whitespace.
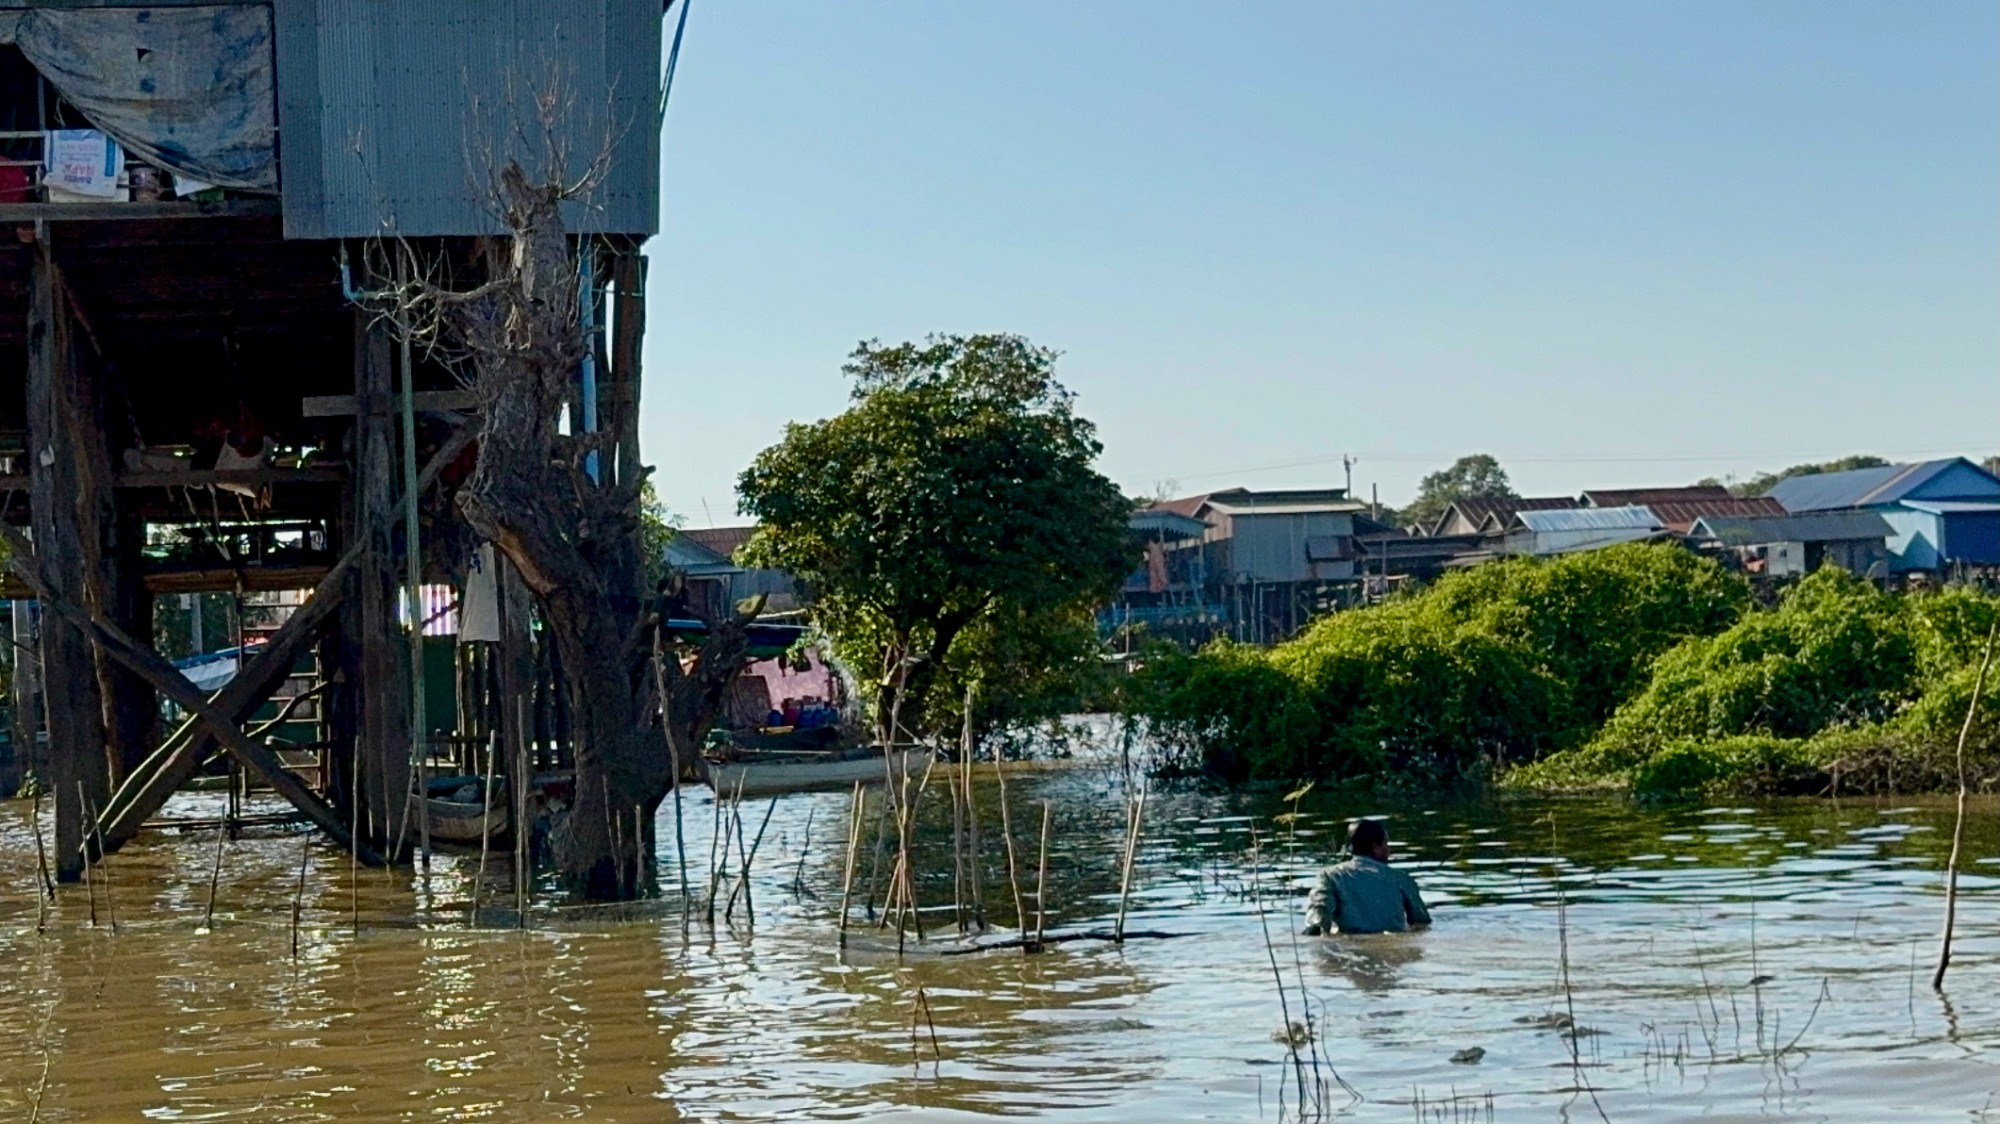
1581,484,1731,508
1647,496,1787,533
1763,459,2000,512
1515,505,1663,532
1689,511,1894,546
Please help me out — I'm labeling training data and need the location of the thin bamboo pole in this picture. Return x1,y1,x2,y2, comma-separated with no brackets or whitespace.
1033,800,1052,949
84,791,114,933
291,831,310,959
995,752,1026,935
513,694,529,927
30,785,52,902
838,783,863,946
651,627,691,929
202,817,227,932
1935,619,1998,990
471,731,496,924
963,689,983,931
1114,787,1147,943
74,783,95,928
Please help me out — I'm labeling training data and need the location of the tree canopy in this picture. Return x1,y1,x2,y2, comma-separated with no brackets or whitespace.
737,334,1136,739
1398,453,1516,531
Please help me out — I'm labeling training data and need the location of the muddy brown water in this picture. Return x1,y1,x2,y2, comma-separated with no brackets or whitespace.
3,765,2000,1121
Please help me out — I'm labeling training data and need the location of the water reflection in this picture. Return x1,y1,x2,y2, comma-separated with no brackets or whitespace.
4,779,2000,1120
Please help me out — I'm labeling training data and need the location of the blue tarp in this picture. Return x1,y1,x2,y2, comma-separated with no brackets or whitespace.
0,6,276,191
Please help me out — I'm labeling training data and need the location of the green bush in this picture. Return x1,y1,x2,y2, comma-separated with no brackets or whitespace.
1129,543,1749,785
1628,735,1818,800
1590,568,1915,750
1131,642,1321,784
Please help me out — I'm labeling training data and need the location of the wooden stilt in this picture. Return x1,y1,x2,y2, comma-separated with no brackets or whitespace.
26,239,110,882
351,311,411,854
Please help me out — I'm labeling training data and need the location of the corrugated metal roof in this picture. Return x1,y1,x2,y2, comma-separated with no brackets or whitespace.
681,525,756,562
1129,508,1210,540
1689,511,1893,545
1443,495,1578,531
274,0,662,239
1515,505,1663,532
1763,459,1989,512
1647,496,1786,533
1582,484,1731,508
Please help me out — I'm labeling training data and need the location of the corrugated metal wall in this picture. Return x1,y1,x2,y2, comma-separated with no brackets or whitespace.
1226,512,1356,583
274,0,660,239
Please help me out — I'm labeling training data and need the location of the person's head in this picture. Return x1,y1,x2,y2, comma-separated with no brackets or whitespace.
1348,818,1390,861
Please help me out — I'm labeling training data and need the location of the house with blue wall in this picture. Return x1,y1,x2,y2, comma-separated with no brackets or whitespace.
1765,458,2000,573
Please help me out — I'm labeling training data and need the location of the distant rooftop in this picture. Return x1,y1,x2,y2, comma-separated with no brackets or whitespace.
1581,484,1732,508
1647,496,1787,534
1516,505,1665,533
1765,458,2000,512
680,526,756,562
1689,511,1894,546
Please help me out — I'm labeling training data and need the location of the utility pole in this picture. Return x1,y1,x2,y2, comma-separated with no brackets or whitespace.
1342,454,1356,498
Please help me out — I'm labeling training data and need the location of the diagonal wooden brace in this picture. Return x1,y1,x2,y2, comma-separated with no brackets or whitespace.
94,422,477,853
95,552,354,850
0,525,387,867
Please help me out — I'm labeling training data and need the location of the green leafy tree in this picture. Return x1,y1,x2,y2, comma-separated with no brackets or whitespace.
1398,453,1516,531
738,334,1136,740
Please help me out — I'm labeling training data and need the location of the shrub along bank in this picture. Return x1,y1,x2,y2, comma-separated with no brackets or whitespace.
1127,546,2000,799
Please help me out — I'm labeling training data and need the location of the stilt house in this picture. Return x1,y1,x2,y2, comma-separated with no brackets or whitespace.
0,1,669,879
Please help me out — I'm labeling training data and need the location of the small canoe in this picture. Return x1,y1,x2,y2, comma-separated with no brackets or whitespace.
419,775,510,844
704,745,931,798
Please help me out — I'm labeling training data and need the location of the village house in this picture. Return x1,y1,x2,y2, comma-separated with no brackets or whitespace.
1765,458,2000,573
1687,511,1893,578
1111,487,1389,645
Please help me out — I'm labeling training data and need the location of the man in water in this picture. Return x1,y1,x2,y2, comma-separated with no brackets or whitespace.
1303,819,1431,935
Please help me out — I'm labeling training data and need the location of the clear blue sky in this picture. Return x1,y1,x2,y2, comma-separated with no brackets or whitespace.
640,1,1998,524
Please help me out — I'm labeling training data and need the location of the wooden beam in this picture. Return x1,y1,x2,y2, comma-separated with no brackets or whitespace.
93,424,477,850
302,389,479,418
0,200,280,223
0,468,345,492
0,521,384,867
94,551,356,851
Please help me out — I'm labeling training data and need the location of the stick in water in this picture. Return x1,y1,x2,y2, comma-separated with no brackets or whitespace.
1935,618,1998,990
838,783,863,946
202,818,228,932
85,792,115,933
1114,787,1147,943
1033,800,1053,949
472,731,497,924
292,831,310,960
75,783,96,928
30,784,53,902
995,751,1027,935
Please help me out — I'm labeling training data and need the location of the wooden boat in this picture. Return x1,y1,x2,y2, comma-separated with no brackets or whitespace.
703,744,931,798
419,775,510,844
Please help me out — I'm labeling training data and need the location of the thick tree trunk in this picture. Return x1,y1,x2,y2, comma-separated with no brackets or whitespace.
448,166,661,899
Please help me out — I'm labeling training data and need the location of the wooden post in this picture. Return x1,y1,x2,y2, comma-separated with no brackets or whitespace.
608,251,646,490
350,310,411,852
103,505,158,783
26,240,110,881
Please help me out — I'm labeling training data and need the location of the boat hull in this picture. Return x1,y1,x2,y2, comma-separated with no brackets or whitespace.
704,747,930,798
